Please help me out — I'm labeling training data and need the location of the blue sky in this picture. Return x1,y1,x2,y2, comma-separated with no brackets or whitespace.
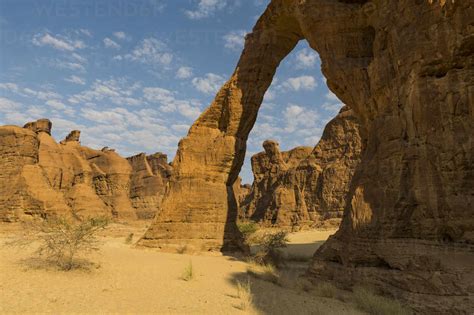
0,0,343,183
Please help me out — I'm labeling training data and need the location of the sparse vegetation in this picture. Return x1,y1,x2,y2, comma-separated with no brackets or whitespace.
313,281,339,298
125,233,134,244
251,230,289,266
236,278,253,311
181,260,194,281
247,261,280,284
7,216,109,271
237,221,258,244
352,286,411,315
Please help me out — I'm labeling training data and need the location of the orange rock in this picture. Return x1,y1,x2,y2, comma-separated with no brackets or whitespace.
241,107,362,228
0,119,171,221
141,0,473,312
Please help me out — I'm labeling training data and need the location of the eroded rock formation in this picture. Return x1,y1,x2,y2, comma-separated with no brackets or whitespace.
0,119,171,222
127,153,172,219
241,106,362,228
141,0,473,312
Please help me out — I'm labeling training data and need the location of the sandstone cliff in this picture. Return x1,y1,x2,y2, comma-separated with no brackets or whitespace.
241,106,362,227
127,153,172,219
0,119,171,222
141,0,473,312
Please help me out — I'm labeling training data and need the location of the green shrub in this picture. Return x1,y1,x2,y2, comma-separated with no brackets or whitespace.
237,221,259,243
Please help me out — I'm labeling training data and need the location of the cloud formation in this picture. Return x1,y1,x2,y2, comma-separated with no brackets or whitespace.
192,73,225,95
185,0,228,19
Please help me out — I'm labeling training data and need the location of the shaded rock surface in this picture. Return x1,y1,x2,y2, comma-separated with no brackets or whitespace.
0,119,171,221
241,106,362,227
127,153,172,219
141,0,473,312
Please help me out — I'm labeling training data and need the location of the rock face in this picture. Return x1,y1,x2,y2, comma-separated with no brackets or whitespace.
127,153,172,219
141,0,473,312
0,119,171,222
241,106,362,227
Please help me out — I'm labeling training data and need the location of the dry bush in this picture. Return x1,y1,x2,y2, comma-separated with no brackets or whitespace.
352,286,411,315
313,282,339,298
236,278,253,311
181,260,194,281
8,216,109,271
247,261,280,284
251,231,288,267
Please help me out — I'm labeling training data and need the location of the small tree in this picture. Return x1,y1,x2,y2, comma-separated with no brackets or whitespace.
9,216,109,270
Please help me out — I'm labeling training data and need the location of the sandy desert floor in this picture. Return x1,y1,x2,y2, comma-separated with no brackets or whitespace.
0,223,364,315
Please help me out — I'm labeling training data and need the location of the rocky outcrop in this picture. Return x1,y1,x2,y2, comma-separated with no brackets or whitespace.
23,118,52,135
141,0,473,312
241,141,313,226
241,106,362,227
0,119,170,222
127,153,172,219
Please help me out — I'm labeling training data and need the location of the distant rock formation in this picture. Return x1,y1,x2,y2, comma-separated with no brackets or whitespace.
0,119,171,222
241,106,362,228
127,153,172,219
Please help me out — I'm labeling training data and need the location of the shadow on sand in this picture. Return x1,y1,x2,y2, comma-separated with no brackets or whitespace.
224,240,362,315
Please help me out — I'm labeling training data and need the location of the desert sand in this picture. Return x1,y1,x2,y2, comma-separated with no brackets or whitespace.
0,223,362,314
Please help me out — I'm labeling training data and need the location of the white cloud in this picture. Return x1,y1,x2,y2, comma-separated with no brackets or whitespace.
113,31,128,40
143,87,202,119
104,37,120,49
118,38,173,67
321,91,344,114
65,75,86,85
0,97,21,111
281,75,317,91
171,124,191,132
54,60,86,72
185,0,228,19
79,29,92,37
32,33,85,51
143,87,174,104
192,73,225,95
0,82,20,93
21,87,62,101
176,66,193,79
223,30,246,51
69,79,142,106
46,99,66,110
71,53,87,64
294,48,318,69
284,104,320,133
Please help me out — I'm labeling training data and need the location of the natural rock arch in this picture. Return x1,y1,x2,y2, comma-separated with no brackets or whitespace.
140,1,473,311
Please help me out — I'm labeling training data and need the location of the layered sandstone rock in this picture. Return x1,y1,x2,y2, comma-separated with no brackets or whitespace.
241,106,362,227
141,0,473,312
127,153,172,219
0,119,170,222
241,141,313,226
